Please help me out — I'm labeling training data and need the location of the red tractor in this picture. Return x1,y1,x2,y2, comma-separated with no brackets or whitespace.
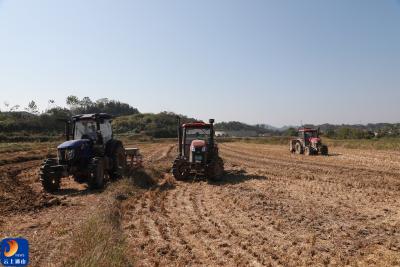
290,128,329,156
172,117,224,181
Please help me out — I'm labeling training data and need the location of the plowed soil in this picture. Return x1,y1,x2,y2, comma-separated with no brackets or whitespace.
1,141,399,266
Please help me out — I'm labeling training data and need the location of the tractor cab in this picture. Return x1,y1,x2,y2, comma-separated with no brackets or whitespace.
172,117,224,181
70,113,113,144
290,127,328,156
299,128,320,146
182,122,214,162
57,113,113,165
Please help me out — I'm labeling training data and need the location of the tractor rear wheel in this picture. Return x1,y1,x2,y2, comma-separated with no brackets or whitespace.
88,159,105,189
206,157,224,181
172,158,189,181
40,160,60,193
295,142,304,155
320,145,329,156
109,144,126,180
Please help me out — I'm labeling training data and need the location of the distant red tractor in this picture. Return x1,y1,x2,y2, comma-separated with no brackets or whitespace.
172,117,224,181
290,128,329,156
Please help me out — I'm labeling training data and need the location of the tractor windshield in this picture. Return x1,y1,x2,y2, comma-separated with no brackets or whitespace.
304,131,318,139
185,128,211,144
74,119,113,143
74,120,97,140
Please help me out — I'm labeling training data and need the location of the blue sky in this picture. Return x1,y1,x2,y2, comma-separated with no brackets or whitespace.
0,0,399,126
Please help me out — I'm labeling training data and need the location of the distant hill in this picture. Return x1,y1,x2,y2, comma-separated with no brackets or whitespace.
214,121,279,135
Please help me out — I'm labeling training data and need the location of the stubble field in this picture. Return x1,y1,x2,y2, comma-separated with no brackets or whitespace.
0,140,399,266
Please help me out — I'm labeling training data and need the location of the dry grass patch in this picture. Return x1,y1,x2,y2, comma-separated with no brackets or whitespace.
61,186,133,267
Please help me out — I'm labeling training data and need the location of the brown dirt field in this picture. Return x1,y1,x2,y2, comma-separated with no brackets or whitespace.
1,141,399,266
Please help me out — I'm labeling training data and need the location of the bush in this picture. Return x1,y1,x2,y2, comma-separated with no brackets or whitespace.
113,112,196,138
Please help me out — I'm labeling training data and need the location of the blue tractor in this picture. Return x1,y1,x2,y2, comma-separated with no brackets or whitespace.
40,113,132,192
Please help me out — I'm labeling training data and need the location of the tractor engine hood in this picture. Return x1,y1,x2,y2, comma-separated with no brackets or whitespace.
191,140,206,149
309,137,321,143
190,140,207,163
57,139,91,150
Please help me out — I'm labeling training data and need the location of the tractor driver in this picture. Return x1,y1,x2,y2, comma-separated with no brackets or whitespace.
75,121,97,141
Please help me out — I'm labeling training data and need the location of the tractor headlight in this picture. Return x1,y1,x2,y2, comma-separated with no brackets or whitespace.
202,146,207,152
191,146,196,152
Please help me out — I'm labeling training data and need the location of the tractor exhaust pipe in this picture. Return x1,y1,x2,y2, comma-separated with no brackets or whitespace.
177,116,182,156
209,119,215,148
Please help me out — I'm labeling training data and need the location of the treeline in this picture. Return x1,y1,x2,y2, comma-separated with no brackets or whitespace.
324,128,375,139
0,96,140,141
114,112,196,138
0,96,197,141
65,96,139,116
305,123,400,139
1,96,400,141
214,121,279,135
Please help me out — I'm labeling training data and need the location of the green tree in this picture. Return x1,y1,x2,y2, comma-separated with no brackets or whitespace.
66,95,80,109
284,127,298,136
25,101,39,114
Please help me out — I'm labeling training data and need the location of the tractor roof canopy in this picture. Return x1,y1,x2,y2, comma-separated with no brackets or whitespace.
298,128,318,132
72,113,112,121
182,122,211,128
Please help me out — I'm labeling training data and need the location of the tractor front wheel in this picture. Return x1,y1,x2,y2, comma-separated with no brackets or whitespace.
40,160,60,193
320,145,329,156
172,158,189,181
304,147,311,156
206,157,224,181
88,159,105,189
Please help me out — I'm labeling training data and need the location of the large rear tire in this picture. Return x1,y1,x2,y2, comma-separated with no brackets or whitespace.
295,142,304,155
88,158,105,189
109,144,126,180
172,158,189,181
40,159,60,193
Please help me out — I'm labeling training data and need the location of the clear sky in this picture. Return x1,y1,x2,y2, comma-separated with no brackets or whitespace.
0,0,399,126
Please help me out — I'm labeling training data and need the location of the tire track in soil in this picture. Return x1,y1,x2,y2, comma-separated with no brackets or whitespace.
221,143,400,179
155,144,176,162
193,183,268,266
0,160,60,215
220,143,400,265
221,144,400,194
0,149,111,266
115,141,400,266
222,142,400,175
122,143,206,266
